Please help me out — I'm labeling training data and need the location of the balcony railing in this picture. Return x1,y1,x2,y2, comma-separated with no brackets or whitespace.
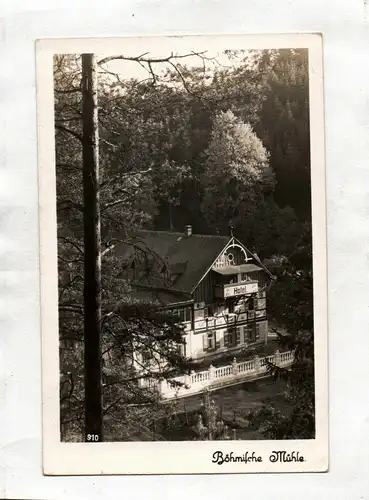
142,350,295,400
214,280,258,299
193,310,266,332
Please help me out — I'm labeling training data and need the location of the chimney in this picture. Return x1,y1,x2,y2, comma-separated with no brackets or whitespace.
184,225,192,237
228,220,234,237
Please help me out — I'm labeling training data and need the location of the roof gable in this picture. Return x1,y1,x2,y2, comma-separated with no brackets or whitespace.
190,236,273,292
114,230,274,297
114,230,231,293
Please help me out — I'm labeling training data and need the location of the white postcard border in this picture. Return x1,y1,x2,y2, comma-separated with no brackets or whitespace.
36,33,328,475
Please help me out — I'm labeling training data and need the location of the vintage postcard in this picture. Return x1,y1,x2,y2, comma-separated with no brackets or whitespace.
36,33,328,475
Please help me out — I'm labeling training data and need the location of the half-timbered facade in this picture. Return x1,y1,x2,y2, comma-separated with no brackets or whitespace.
116,225,274,362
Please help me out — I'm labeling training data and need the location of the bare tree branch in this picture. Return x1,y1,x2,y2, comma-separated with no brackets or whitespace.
59,304,84,314
100,167,152,189
98,50,209,66
58,236,84,255
56,124,83,142
57,199,84,213
55,87,81,95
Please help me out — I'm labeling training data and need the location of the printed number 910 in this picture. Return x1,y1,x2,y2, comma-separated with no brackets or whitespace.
87,434,99,442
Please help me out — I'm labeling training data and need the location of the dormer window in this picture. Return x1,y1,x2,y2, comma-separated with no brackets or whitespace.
169,261,187,285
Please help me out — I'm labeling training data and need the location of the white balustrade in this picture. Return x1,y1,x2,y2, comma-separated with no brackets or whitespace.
237,360,255,373
280,351,293,364
144,350,294,400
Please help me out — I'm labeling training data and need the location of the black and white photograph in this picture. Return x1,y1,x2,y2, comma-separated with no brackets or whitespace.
37,34,328,474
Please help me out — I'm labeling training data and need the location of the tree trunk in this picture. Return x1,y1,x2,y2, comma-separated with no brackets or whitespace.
169,202,173,231
82,53,103,441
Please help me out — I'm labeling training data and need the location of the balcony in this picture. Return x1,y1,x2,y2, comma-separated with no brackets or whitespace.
193,309,266,332
214,280,258,299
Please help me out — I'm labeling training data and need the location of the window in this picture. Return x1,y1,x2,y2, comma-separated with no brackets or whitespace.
246,298,255,310
208,332,215,350
244,326,251,342
248,310,256,320
181,339,187,357
224,330,231,347
203,331,216,351
255,324,260,341
227,252,235,265
214,250,238,268
236,327,242,345
194,308,204,321
240,273,250,282
224,327,242,348
234,298,246,313
245,325,256,342
256,298,266,310
184,308,192,322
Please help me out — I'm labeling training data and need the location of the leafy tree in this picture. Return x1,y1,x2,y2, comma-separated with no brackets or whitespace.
255,49,311,219
55,48,314,440
240,198,303,258
98,50,271,233
55,54,193,441
193,389,231,440
201,110,274,234
98,77,197,232
246,225,314,439
96,48,311,230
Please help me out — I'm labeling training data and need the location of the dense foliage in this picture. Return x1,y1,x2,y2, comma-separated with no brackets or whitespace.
55,55,190,440
55,48,313,440
201,110,274,235
246,225,315,439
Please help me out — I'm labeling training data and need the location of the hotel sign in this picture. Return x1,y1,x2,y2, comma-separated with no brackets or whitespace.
224,281,258,298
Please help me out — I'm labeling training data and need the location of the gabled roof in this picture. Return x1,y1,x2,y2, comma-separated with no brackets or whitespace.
114,229,275,302
114,230,230,293
127,286,193,307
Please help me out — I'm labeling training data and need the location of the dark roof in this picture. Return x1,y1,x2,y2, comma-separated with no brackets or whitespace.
129,287,193,307
114,230,230,293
